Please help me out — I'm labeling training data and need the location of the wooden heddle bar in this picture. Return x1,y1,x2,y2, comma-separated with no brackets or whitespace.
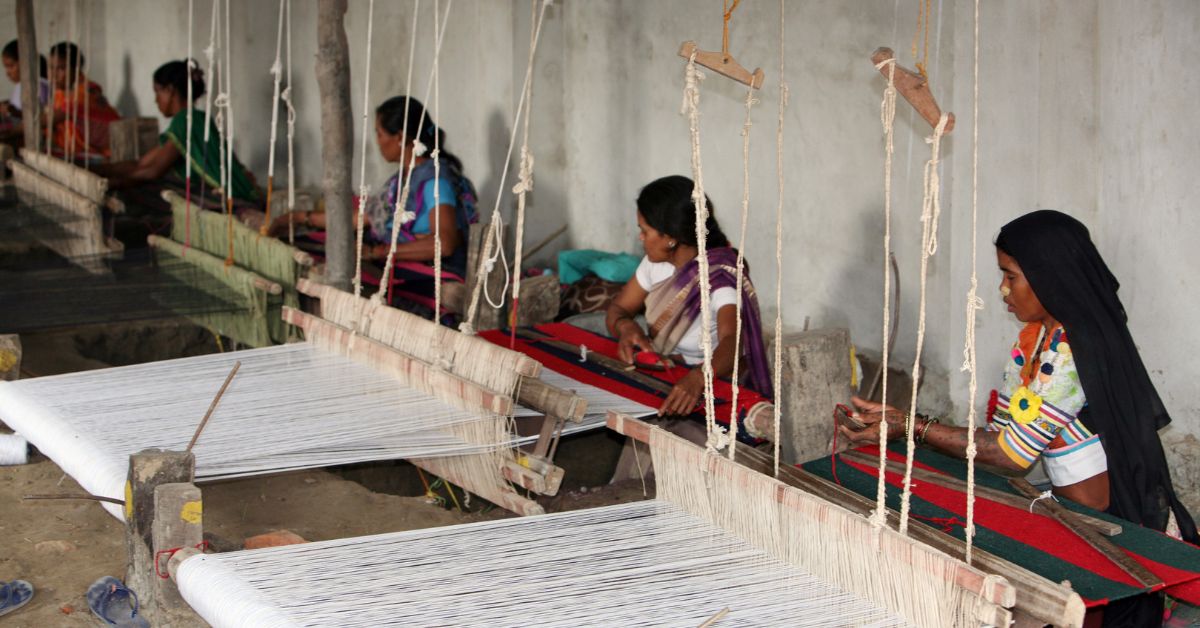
9,161,123,271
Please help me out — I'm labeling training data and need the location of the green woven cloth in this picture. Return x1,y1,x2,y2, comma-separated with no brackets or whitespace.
164,191,303,345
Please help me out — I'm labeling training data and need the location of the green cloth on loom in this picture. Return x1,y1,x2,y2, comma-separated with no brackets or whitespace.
149,235,274,348
557,249,641,285
166,192,302,345
161,109,259,203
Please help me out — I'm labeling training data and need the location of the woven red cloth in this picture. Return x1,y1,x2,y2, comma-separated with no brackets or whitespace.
480,323,771,439
803,444,1200,607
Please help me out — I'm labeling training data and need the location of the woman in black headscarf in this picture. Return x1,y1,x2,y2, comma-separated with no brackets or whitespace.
844,209,1196,623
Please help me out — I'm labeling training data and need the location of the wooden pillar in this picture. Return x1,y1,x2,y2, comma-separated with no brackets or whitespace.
315,0,354,292
124,449,195,621
0,335,21,381
15,0,39,151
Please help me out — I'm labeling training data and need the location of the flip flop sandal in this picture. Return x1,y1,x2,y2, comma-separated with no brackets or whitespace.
0,580,34,617
86,576,149,628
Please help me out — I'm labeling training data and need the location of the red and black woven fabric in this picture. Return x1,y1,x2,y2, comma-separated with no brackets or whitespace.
480,323,771,441
801,444,1200,608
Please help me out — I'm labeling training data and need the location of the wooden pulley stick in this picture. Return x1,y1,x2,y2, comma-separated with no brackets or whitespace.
871,47,955,133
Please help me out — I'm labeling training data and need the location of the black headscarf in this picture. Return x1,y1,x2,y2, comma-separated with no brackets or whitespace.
996,210,1197,544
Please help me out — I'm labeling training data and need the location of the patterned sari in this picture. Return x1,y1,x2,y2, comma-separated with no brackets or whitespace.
643,246,773,398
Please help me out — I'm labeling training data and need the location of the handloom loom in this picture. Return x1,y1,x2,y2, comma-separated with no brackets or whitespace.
148,190,315,348
1,152,256,332
6,147,121,272
0,277,660,519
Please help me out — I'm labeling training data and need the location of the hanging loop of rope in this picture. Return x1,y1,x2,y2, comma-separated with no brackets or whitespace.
721,0,742,59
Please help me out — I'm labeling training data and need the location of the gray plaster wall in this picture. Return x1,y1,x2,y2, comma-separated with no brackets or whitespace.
1,1,1196,493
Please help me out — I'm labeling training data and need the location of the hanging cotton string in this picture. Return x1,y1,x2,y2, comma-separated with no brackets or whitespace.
260,0,288,238
222,0,236,266
368,1,421,307
960,0,984,564
82,0,91,164
772,0,788,476
726,85,757,460
460,0,550,334
183,0,195,249
431,0,444,322
870,57,898,530
0,434,28,466
200,0,221,252
680,53,722,452
506,0,542,346
67,0,79,164
176,500,906,627
378,1,454,306
351,0,377,296
897,112,949,535
283,0,296,246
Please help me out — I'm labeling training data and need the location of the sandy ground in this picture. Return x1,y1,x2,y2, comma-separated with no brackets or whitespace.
0,323,651,626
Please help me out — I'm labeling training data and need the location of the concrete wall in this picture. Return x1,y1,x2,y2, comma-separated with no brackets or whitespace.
1,1,1196,490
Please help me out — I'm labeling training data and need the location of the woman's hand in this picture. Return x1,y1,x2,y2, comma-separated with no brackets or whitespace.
615,319,654,364
838,395,909,445
659,368,704,416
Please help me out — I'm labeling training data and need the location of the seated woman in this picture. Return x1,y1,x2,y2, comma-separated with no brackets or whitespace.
269,96,477,318
0,39,50,144
605,175,772,417
99,59,258,206
46,42,120,161
841,210,1196,624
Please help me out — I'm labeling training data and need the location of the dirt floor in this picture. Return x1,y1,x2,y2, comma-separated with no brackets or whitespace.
0,322,653,626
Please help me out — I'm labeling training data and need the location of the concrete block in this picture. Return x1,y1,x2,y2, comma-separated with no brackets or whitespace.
778,328,853,465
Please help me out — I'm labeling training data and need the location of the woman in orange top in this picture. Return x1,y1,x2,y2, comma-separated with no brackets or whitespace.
47,42,120,161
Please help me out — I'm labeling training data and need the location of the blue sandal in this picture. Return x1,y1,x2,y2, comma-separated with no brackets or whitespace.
86,576,149,628
0,579,34,617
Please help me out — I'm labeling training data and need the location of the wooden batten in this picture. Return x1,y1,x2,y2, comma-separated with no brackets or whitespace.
19,148,110,206
11,161,121,271
678,41,765,89
606,412,1019,621
870,47,955,133
148,236,283,296
408,455,545,517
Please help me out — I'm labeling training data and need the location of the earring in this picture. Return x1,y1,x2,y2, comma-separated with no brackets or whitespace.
668,241,677,249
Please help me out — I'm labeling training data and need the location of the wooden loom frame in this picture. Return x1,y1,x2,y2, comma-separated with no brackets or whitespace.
290,278,588,515
7,150,124,273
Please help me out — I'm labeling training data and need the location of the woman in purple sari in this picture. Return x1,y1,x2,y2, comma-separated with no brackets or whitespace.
605,175,772,417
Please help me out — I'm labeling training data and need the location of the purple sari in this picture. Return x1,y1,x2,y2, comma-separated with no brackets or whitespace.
644,246,773,399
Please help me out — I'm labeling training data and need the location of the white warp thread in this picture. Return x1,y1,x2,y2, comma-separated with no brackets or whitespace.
0,344,651,519
961,0,984,564
0,433,27,465
773,0,788,476
727,85,757,460
177,500,906,627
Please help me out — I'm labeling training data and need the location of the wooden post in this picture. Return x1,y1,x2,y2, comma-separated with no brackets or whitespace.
15,0,38,151
124,449,195,622
778,328,853,464
150,482,204,624
315,0,354,291
0,335,21,381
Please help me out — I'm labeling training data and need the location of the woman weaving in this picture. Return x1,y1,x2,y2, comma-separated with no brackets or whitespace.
98,60,259,206
842,210,1197,541
268,96,478,319
605,175,772,417
46,42,120,161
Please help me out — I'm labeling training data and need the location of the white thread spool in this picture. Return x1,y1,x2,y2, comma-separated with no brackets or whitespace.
0,433,28,465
